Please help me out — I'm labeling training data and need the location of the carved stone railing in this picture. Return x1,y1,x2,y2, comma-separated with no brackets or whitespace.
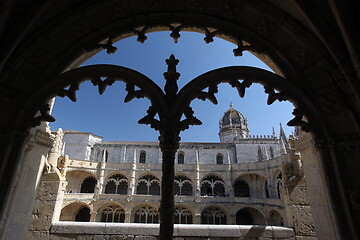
51,222,295,239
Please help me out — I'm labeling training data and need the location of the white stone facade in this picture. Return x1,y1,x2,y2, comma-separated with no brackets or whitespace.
57,108,291,228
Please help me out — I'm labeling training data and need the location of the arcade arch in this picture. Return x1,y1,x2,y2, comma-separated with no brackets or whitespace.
236,207,266,225
59,202,91,222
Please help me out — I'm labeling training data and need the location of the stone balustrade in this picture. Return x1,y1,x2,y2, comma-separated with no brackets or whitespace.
51,222,295,239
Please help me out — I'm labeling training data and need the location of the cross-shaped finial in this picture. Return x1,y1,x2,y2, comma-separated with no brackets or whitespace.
164,54,180,99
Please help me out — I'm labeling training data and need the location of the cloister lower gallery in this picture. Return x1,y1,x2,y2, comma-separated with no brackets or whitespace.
0,1,359,240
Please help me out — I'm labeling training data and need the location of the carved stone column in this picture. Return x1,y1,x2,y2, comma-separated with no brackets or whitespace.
295,131,339,239
90,210,97,222
158,132,179,240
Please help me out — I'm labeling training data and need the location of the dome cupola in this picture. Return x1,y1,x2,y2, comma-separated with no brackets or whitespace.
219,104,250,142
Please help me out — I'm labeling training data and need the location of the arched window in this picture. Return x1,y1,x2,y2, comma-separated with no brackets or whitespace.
104,174,128,194
269,210,284,226
80,176,97,193
201,207,226,224
236,207,266,225
276,173,283,199
175,207,193,224
200,175,225,196
136,175,160,195
134,206,159,223
75,206,90,222
101,205,125,223
178,153,184,164
236,208,253,225
216,154,223,164
234,179,250,197
269,147,274,159
265,180,269,198
174,175,193,196
139,151,146,163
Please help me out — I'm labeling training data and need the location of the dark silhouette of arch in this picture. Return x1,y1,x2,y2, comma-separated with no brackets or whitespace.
236,208,253,225
201,175,225,196
174,207,193,224
174,175,193,196
75,206,90,222
269,210,284,226
136,175,160,195
100,205,125,223
104,174,128,194
80,176,97,193
201,207,226,225
234,179,250,197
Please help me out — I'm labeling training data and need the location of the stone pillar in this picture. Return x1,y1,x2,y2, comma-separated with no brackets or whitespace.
26,171,62,240
195,148,201,202
225,149,233,197
96,150,107,194
158,133,178,240
130,150,137,196
90,210,97,222
193,213,201,224
125,210,131,223
294,131,340,239
1,127,55,240
282,134,317,239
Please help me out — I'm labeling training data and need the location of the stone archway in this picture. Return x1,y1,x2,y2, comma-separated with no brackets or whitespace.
0,2,359,240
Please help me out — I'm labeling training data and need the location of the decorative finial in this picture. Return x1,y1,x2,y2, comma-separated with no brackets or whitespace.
230,102,234,109
164,54,180,99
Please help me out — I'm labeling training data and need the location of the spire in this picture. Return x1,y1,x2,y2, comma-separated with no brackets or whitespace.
279,136,287,155
230,102,234,109
272,127,276,138
279,123,290,150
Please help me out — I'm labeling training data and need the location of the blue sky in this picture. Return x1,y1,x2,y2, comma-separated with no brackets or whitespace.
50,32,294,142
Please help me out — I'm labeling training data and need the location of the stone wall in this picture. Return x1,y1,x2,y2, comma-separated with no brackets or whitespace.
50,222,295,240
26,172,63,240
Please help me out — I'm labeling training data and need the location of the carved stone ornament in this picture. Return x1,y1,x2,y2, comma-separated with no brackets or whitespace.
51,54,309,240
315,132,360,151
31,103,56,127
90,23,259,58
287,108,310,133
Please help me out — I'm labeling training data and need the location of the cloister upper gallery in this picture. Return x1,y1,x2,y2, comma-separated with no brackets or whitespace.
0,1,359,240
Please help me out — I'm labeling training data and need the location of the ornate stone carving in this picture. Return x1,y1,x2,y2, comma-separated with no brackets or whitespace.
283,135,304,183
229,79,252,98
138,106,161,131
31,104,56,127
124,83,145,102
91,77,115,95
196,84,218,104
315,132,360,151
179,107,202,131
287,108,310,133
133,27,148,43
94,37,117,54
264,85,287,105
58,82,79,102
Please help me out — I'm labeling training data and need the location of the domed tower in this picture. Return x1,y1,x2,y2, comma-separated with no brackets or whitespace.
219,104,250,143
